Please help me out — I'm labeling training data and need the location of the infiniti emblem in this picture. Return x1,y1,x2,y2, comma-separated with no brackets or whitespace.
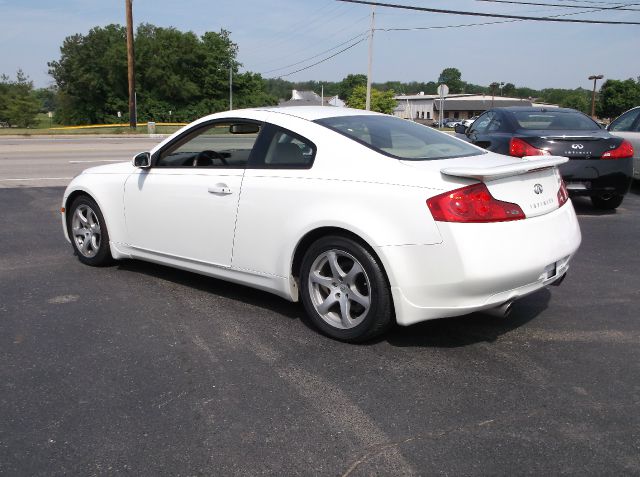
571,144,584,149
534,184,544,194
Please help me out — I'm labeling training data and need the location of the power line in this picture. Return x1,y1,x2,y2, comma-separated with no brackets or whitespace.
335,0,640,24
276,37,368,77
261,31,369,75
376,1,639,31
474,0,640,12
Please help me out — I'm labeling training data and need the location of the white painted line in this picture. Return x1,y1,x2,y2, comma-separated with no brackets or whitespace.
68,160,123,163
0,177,73,181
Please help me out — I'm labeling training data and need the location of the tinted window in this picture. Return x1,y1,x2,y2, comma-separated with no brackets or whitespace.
469,111,494,134
315,115,483,160
609,108,640,132
156,120,261,168
263,129,316,168
511,111,599,130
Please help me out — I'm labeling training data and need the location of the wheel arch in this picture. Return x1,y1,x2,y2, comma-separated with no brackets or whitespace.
290,227,394,304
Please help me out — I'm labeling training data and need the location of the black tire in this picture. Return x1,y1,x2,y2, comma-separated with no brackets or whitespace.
300,235,393,343
591,194,624,210
67,195,113,266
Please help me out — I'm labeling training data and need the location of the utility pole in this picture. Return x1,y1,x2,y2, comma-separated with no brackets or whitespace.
365,6,375,111
125,0,137,128
229,64,233,111
588,74,604,118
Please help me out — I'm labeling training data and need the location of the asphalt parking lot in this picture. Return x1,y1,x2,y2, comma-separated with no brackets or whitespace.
1,143,639,475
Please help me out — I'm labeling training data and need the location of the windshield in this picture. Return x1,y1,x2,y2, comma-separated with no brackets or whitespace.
315,115,484,160
512,110,600,131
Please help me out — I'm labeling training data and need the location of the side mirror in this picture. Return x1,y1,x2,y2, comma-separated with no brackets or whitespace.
454,124,468,134
133,151,151,168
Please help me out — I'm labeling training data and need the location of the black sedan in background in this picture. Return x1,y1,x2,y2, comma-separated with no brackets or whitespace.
455,107,634,209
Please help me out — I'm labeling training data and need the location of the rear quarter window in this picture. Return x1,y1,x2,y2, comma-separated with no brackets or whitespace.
315,115,483,160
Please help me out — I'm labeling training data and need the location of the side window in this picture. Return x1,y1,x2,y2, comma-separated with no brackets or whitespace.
155,120,261,168
261,128,316,169
609,109,640,132
470,112,493,134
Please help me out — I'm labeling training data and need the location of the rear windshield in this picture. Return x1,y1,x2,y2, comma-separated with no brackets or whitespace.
314,115,483,160
512,111,600,130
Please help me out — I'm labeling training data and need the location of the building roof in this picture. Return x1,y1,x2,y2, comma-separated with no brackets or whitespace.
433,98,532,110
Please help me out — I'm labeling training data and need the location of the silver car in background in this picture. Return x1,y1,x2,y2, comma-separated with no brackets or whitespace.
608,106,640,179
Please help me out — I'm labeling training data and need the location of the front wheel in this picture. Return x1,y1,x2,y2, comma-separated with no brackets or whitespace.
591,194,624,210
67,195,113,266
300,236,393,343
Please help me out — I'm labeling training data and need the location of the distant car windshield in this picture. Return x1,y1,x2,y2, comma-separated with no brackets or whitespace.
315,115,483,160
512,111,600,131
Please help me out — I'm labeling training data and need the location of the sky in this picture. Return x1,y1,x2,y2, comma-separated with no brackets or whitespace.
1,0,639,92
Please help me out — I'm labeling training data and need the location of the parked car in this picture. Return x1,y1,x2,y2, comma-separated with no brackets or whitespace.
62,107,581,342
607,106,640,180
462,115,479,128
455,107,634,209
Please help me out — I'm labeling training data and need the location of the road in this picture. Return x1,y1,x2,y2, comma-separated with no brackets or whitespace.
0,136,163,188
1,137,639,476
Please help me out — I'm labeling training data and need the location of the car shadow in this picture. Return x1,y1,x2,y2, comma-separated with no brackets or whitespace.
570,196,617,216
116,258,550,348
379,288,551,348
116,259,303,321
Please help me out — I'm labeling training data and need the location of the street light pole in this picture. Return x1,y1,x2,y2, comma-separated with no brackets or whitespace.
125,0,136,129
588,74,604,118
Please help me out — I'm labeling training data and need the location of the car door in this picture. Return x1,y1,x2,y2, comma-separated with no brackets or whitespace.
608,107,640,179
123,118,264,268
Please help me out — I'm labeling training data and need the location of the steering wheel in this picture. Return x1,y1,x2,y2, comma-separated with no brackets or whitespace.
193,150,228,166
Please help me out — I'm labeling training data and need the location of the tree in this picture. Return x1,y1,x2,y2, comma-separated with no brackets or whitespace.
346,85,396,114
560,92,590,114
437,67,464,93
338,74,367,100
596,78,640,118
502,83,516,97
0,70,40,128
49,24,276,124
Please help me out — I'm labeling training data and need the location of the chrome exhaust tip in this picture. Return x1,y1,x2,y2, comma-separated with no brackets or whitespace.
484,299,515,318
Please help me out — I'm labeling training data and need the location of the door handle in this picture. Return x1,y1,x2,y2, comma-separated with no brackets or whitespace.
208,184,232,195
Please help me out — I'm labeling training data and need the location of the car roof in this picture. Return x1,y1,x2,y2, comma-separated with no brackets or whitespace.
258,105,383,121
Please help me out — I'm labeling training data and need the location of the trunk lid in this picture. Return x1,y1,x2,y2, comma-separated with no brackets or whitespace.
401,154,567,219
441,156,566,218
518,131,622,159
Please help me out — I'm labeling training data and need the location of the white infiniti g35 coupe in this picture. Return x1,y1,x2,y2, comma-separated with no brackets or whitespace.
61,106,581,342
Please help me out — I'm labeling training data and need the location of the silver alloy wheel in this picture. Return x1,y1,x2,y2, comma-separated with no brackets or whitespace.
307,249,372,329
71,204,102,258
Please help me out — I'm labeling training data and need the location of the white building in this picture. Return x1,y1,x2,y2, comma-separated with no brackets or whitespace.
393,93,534,122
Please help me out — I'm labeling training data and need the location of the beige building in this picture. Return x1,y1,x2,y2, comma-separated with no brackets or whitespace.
393,93,534,122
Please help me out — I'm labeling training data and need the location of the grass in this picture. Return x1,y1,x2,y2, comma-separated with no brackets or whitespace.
0,113,184,136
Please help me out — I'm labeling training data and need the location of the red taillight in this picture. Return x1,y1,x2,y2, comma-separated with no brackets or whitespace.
557,179,569,207
427,183,525,223
602,139,634,159
509,137,550,158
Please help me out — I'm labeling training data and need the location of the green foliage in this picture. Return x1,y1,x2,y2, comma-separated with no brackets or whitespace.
559,92,590,114
338,74,367,100
0,70,41,127
49,24,277,125
596,78,640,118
437,67,464,94
346,85,396,114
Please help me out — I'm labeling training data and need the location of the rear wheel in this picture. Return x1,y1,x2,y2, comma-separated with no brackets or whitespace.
300,236,393,342
67,195,113,266
591,194,624,210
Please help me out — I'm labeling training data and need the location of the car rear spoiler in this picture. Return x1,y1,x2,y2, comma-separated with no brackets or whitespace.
441,156,568,181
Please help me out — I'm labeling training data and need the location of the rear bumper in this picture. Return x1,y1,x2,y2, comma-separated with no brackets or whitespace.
560,157,633,196
377,201,581,326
